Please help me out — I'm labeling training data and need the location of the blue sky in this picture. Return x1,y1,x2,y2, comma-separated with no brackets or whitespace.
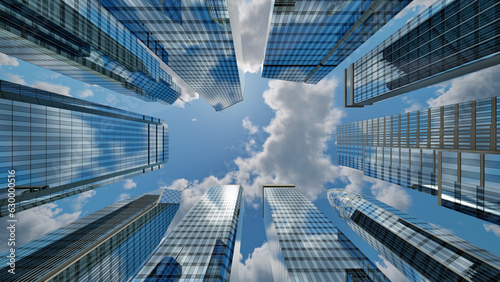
1,0,500,281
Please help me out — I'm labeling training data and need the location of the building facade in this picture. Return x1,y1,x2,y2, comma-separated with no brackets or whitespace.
345,0,500,107
328,189,500,281
262,0,412,84
0,188,181,281
132,185,244,281
263,184,389,282
0,80,169,216
337,96,500,224
0,0,181,104
97,0,244,111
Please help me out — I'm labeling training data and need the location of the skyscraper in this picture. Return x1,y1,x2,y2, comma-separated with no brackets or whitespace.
345,0,500,107
262,0,412,84
0,80,169,217
328,189,500,281
0,187,181,281
336,96,500,224
132,185,244,281
263,184,389,281
0,0,181,104
97,0,244,111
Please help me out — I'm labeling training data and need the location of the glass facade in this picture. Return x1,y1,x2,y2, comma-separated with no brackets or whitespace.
337,96,500,224
132,184,244,281
346,0,500,107
328,189,500,281
0,188,181,282
97,0,244,111
0,0,181,104
263,184,388,282
0,80,169,216
262,0,412,84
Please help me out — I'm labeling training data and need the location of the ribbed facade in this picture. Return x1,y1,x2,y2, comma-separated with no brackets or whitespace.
263,184,388,282
0,80,169,216
0,188,181,282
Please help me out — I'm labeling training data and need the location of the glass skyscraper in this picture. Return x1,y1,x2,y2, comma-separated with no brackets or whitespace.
0,80,169,217
0,0,181,104
0,187,181,282
262,0,412,84
97,0,244,111
328,189,500,281
132,184,244,281
345,0,500,107
337,96,500,224
262,184,389,281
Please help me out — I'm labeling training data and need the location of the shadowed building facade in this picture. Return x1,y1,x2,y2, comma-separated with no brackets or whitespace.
0,188,181,282
0,80,169,216
263,184,389,282
262,0,412,84
132,185,244,281
328,189,500,281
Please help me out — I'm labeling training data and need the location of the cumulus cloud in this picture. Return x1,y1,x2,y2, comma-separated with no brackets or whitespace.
0,53,19,66
236,242,273,282
484,223,500,237
72,190,96,211
402,96,424,113
32,81,71,97
242,116,259,134
0,204,80,251
6,73,26,85
117,193,131,201
375,255,411,282
79,89,94,98
123,179,137,190
427,65,500,108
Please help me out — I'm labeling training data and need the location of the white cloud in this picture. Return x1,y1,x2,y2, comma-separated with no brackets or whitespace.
117,193,131,201
192,118,197,122
239,0,273,73
0,53,19,66
6,73,26,85
242,116,259,134
106,93,116,103
236,242,273,282
123,179,137,190
78,89,94,98
402,96,424,113
427,65,500,108
0,203,80,251
72,190,96,211
395,0,438,20
32,81,71,97
375,255,411,282
484,223,500,237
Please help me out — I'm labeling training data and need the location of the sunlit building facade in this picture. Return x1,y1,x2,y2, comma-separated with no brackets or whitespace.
0,188,181,282
0,80,168,216
132,185,244,281
263,184,389,282
337,96,500,224
328,189,500,281
262,0,412,84
0,0,181,104
345,0,500,107
98,0,244,111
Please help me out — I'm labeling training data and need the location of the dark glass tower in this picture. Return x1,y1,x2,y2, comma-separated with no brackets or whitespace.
0,0,181,104
337,96,500,224
0,80,169,216
0,187,181,282
97,0,244,111
328,189,500,281
263,184,389,282
262,0,412,84
132,185,244,281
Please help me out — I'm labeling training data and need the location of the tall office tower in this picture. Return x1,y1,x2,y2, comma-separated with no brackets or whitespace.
262,0,412,84
345,0,500,107
0,0,181,104
263,184,389,281
98,0,244,111
0,80,169,217
336,96,500,224
0,187,181,281
328,189,500,281
132,185,244,281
